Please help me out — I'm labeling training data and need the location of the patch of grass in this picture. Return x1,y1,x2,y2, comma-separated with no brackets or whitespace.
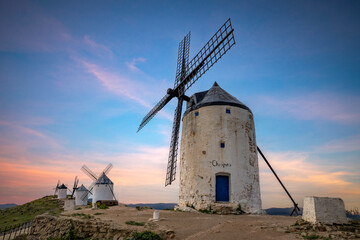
125,231,162,240
126,221,145,226
93,212,103,215
0,195,63,231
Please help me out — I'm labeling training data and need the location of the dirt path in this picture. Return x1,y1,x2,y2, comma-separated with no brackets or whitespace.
62,205,301,239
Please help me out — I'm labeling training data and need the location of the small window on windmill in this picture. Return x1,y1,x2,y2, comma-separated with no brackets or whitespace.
226,108,231,114
195,111,199,117
220,142,225,148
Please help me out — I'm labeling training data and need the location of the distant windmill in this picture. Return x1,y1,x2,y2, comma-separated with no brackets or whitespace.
57,183,68,199
137,19,300,215
75,184,88,206
81,163,117,207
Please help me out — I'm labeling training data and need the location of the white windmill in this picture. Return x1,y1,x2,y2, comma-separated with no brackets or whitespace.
75,184,88,206
137,19,300,215
57,183,68,199
81,163,117,207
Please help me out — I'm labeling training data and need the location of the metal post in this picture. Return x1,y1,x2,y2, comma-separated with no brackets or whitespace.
257,146,301,216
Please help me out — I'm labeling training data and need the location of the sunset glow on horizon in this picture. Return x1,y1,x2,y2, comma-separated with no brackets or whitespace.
0,0,359,210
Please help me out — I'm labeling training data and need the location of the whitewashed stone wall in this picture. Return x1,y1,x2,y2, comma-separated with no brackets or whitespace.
58,189,67,199
303,196,348,224
75,190,88,206
178,105,262,213
92,184,114,206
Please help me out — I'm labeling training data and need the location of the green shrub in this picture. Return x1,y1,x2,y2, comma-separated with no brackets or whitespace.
96,202,108,209
125,221,145,226
126,231,162,240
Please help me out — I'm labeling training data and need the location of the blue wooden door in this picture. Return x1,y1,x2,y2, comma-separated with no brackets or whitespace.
216,175,229,202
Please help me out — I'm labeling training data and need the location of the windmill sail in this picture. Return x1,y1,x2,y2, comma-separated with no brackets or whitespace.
165,98,184,186
137,19,236,186
174,32,191,88
81,165,98,181
176,18,235,95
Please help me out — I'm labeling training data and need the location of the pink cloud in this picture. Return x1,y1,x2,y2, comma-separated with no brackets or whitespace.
258,150,360,209
126,57,146,72
79,59,173,121
257,92,360,124
83,35,114,59
80,60,152,108
0,140,177,204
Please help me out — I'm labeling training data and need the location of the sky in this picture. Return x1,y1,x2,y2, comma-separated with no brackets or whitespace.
0,0,359,210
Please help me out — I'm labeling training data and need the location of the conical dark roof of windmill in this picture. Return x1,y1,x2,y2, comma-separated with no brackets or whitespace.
95,172,113,184
76,184,87,191
184,82,251,116
58,184,67,189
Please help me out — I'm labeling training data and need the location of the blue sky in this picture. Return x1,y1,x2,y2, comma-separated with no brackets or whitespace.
0,0,359,209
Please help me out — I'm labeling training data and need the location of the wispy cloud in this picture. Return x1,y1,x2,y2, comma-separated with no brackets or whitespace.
259,150,360,208
126,57,146,72
78,59,173,121
80,60,152,108
256,92,360,124
83,35,113,59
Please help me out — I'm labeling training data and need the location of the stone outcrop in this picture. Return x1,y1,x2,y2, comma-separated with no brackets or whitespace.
27,215,167,240
286,219,360,240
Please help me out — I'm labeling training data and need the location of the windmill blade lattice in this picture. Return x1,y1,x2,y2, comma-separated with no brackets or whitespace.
165,98,184,186
81,184,93,201
174,32,191,88
137,93,172,132
103,163,113,175
81,165,98,181
137,19,236,186
176,18,235,95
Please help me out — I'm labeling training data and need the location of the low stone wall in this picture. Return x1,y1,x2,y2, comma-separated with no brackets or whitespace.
64,199,76,211
303,196,348,224
27,215,160,240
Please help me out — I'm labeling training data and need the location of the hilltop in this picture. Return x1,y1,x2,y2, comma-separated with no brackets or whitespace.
0,195,63,231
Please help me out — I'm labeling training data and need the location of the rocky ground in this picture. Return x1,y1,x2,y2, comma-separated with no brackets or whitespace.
27,204,360,239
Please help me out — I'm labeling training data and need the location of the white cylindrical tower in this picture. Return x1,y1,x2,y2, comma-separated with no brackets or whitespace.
92,173,114,206
178,82,262,214
75,184,88,206
57,184,67,199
